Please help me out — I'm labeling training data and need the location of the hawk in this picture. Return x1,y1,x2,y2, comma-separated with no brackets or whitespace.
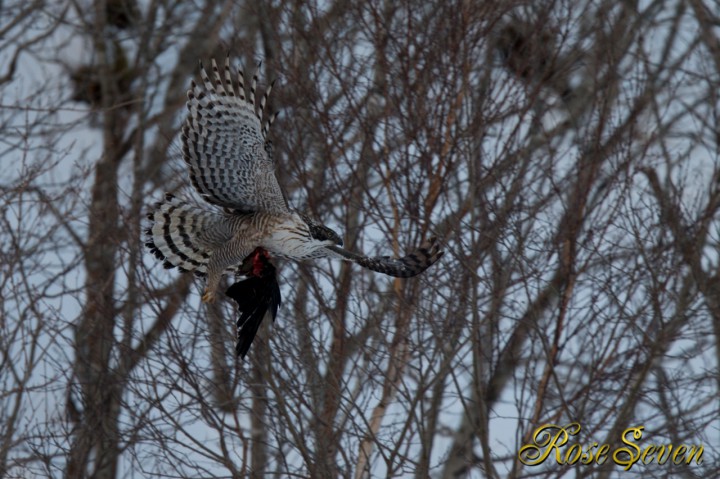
146,58,443,357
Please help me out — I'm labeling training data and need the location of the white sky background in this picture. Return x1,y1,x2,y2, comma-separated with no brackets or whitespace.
1,0,719,478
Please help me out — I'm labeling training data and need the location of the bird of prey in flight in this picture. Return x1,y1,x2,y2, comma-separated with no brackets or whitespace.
146,57,442,358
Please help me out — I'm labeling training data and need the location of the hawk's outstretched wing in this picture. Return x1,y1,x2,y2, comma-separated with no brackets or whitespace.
325,237,443,277
183,58,287,213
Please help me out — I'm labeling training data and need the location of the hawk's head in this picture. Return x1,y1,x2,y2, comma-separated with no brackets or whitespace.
300,213,343,247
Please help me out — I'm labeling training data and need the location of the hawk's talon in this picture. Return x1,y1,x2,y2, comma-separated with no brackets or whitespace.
202,289,216,303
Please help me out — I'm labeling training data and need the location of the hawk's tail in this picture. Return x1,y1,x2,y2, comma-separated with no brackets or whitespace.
145,193,229,276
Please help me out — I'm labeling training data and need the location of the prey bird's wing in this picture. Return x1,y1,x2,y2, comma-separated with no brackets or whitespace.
183,58,287,214
226,257,281,359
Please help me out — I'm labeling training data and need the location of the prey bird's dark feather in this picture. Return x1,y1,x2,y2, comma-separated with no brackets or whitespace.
225,253,281,358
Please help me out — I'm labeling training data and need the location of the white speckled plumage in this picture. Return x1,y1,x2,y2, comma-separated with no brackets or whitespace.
183,58,287,214
146,57,443,308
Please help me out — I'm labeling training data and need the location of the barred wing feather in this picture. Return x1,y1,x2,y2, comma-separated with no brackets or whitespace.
183,58,287,214
325,237,443,278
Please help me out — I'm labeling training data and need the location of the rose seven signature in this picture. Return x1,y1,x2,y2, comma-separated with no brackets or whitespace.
518,423,703,470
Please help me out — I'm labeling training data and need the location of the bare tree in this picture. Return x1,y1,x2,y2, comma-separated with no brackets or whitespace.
1,0,718,478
